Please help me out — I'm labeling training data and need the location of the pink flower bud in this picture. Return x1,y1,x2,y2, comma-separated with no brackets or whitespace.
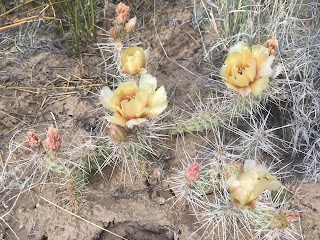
44,125,62,150
286,211,299,222
185,162,200,182
25,131,41,150
115,2,130,24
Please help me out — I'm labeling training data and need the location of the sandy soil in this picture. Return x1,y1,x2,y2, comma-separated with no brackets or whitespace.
1,0,319,239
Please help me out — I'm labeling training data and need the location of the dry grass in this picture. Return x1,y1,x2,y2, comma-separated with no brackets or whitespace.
0,0,319,239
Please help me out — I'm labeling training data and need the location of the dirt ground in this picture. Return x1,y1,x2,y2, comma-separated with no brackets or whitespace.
1,0,319,239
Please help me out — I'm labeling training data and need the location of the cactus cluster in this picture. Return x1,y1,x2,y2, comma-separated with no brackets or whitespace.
2,1,318,239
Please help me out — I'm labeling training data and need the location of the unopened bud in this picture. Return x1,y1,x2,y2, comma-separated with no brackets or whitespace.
125,16,137,33
286,211,299,222
44,125,62,150
109,123,127,141
185,162,200,182
25,131,41,150
264,36,279,56
115,2,130,24
109,27,120,40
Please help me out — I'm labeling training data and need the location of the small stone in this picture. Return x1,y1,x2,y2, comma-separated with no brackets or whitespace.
156,197,166,205
18,207,25,214
153,169,161,178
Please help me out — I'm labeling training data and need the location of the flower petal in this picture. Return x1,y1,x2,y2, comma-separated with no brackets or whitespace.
145,101,168,119
239,86,251,98
220,64,228,79
126,118,148,128
250,76,269,96
227,176,249,205
225,82,240,91
135,90,149,109
227,65,251,88
107,115,127,126
243,160,266,172
252,45,275,78
121,98,143,119
252,178,273,198
231,74,251,88
139,73,157,92
244,59,257,82
229,41,250,53
226,175,240,190
267,178,281,190
99,86,114,111
112,81,138,107
148,86,167,107
225,52,247,67
238,170,258,193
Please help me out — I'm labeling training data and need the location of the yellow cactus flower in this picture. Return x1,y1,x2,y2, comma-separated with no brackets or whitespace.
99,73,167,128
226,160,281,208
220,42,275,97
121,47,147,76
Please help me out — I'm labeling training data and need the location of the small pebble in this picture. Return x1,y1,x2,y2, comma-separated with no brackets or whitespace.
156,197,166,205
153,169,161,178
18,207,25,214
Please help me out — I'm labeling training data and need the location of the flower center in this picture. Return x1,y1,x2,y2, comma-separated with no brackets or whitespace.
121,95,135,102
237,66,246,74
237,63,249,75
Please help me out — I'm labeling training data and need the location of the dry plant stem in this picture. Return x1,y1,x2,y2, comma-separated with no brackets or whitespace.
0,0,57,31
0,0,35,18
0,188,24,240
40,196,128,240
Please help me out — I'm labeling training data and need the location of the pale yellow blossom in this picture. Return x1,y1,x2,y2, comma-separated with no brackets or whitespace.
121,47,147,76
226,160,281,207
220,42,275,97
99,73,167,128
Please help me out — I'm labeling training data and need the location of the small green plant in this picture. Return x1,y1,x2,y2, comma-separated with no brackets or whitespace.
61,0,96,54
